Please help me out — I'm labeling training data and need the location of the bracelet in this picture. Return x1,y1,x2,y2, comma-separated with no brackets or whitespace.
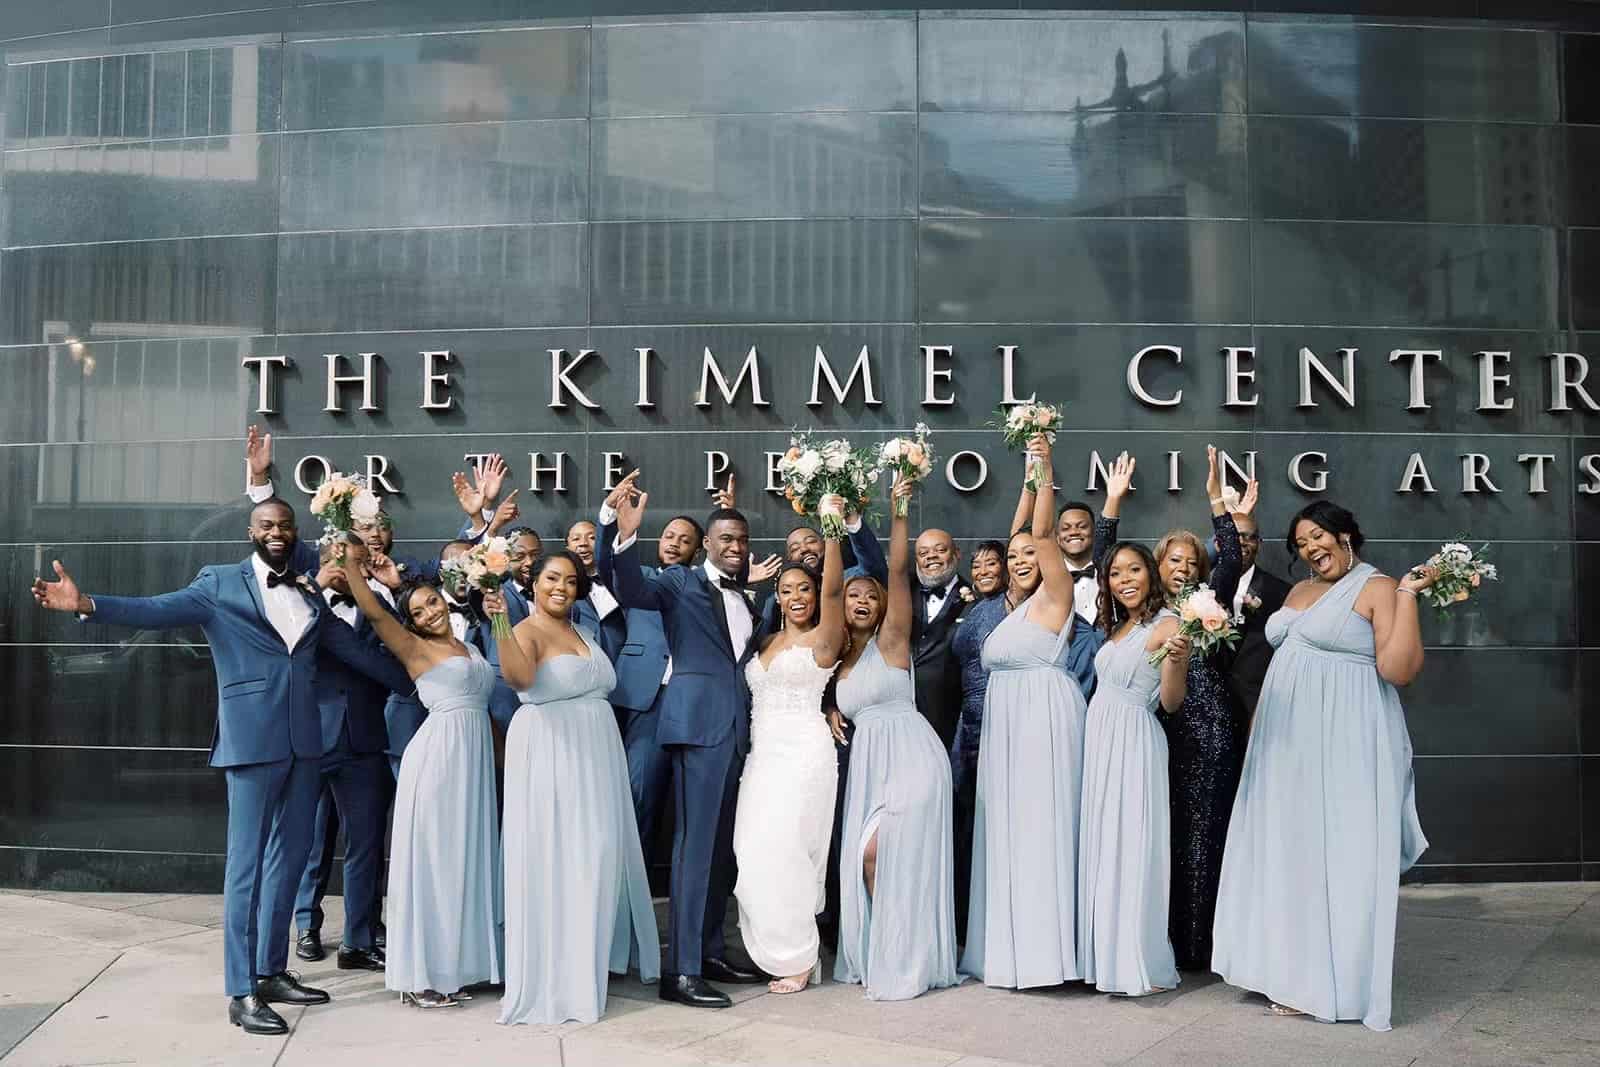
1397,587,1418,597
1209,496,1224,507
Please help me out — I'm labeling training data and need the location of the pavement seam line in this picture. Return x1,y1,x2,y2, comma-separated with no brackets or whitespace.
7,949,125,1057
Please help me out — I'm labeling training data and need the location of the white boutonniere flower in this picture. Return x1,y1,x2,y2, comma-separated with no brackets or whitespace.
1243,592,1262,613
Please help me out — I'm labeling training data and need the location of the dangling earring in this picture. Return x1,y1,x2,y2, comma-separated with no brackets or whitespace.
1344,541,1354,572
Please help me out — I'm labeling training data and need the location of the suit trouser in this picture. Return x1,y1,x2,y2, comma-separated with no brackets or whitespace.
222,756,321,996
619,689,672,854
951,769,977,945
665,738,741,977
292,735,389,949
819,728,852,948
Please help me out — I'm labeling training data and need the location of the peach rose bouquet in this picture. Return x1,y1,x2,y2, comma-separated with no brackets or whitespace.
877,423,933,517
995,399,1063,492
308,471,381,548
457,536,515,639
1412,541,1497,617
1150,584,1241,665
776,430,877,539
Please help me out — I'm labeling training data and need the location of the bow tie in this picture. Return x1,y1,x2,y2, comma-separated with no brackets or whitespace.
447,602,471,616
328,592,357,609
716,576,745,592
265,569,296,589
921,584,949,602
1070,565,1097,582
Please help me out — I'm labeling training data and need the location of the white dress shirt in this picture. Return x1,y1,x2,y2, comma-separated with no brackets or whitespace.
253,553,312,649
442,591,471,641
324,585,359,628
1070,567,1099,624
598,503,672,682
921,575,958,620
704,560,753,660
589,579,620,621
1234,564,1257,620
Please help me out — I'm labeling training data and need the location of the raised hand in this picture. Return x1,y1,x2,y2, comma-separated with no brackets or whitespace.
32,560,87,614
482,589,507,617
487,489,520,536
711,472,737,511
246,424,272,485
616,479,648,540
367,551,403,590
1205,445,1223,502
476,453,508,505
1161,630,1192,663
452,470,485,518
890,473,915,515
1400,563,1440,594
1236,478,1259,516
747,553,782,584
818,493,846,520
605,470,642,513
1106,451,1135,501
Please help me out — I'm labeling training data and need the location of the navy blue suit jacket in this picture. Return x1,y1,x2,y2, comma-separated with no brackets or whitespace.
587,567,671,714
316,608,409,757
89,557,410,768
599,522,765,752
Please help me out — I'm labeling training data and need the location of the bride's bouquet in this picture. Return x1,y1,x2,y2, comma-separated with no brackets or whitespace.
454,537,515,640
1411,541,1497,616
1150,584,1241,666
309,472,381,548
777,431,878,539
876,424,933,517
995,399,1063,491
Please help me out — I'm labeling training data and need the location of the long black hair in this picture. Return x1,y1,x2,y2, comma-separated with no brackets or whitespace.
772,559,822,630
528,548,593,603
1098,541,1166,635
1284,500,1364,571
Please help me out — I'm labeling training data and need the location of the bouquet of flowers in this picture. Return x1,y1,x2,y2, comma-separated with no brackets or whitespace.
995,399,1064,492
1150,584,1241,666
877,423,934,517
455,536,515,640
1411,541,1497,616
309,472,381,548
777,431,878,539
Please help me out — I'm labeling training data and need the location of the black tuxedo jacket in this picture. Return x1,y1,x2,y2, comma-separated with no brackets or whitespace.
911,576,971,751
1223,565,1292,715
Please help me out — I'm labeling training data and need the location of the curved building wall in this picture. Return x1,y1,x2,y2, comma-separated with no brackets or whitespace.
0,4,1596,888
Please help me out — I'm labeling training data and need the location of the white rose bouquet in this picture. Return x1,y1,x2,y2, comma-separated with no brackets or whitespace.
877,423,934,517
1151,584,1241,666
1411,541,1497,616
453,536,515,639
777,430,877,540
308,472,382,548
995,400,1064,492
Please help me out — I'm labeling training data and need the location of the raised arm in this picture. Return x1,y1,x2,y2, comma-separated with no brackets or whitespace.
1009,478,1035,538
340,548,429,677
1204,449,1245,604
35,561,217,628
1372,565,1436,686
483,590,541,691
846,509,887,584
813,495,848,666
877,478,915,664
1095,452,1135,568
1027,435,1073,607
604,472,681,612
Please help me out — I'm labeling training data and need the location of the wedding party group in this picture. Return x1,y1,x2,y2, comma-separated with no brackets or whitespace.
30,414,1475,1037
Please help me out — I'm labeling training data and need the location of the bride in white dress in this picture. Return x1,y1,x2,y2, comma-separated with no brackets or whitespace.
733,495,849,994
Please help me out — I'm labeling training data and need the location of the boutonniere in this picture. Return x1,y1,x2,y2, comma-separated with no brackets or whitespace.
1243,592,1262,613
295,575,319,597
958,586,977,605
743,588,757,604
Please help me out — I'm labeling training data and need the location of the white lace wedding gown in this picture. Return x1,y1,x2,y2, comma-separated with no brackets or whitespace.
733,643,839,979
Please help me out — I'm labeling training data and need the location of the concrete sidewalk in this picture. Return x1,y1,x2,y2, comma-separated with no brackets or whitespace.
1,883,1597,1066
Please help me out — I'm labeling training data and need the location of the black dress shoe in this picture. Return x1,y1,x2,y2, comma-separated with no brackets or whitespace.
337,945,386,971
702,956,763,984
658,974,732,1009
255,971,330,1006
229,995,288,1035
374,924,386,950
295,931,325,963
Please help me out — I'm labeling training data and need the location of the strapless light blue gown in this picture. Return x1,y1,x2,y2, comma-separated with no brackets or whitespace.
833,638,959,1000
1078,612,1179,995
386,646,502,995
499,628,660,1025
961,597,1088,988
1212,562,1427,1031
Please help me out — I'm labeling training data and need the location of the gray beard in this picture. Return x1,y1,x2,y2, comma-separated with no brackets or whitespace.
917,567,952,590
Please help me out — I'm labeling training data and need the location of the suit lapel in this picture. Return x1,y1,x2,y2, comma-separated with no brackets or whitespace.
695,568,737,661
238,558,279,646
933,579,968,628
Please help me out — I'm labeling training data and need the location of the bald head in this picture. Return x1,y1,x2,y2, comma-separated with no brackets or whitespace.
914,528,959,589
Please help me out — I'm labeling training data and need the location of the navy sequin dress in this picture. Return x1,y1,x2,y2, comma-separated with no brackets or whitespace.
950,593,1009,794
1095,511,1246,971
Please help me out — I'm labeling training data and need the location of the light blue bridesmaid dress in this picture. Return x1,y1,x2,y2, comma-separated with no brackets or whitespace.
1212,562,1427,1031
386,646,503,996
499,628,660,1025
1078,611,1180,996
961,596,1088,988
833,638,959,1000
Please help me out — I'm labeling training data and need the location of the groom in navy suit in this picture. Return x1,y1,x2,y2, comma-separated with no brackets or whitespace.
598,470,766,1008
32,499,409,1036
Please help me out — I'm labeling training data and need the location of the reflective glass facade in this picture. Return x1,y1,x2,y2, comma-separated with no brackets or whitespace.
1,4,1597,889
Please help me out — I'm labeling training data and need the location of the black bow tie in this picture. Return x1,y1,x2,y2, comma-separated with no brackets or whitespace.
921,585,946,601
1070,565,1097,582
716,576,744,592
329,592,356,609
447,602,471,616
265,569,296,589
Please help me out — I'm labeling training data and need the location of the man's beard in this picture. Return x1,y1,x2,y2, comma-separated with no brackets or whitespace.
916,565,952,590
252,537,291,570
